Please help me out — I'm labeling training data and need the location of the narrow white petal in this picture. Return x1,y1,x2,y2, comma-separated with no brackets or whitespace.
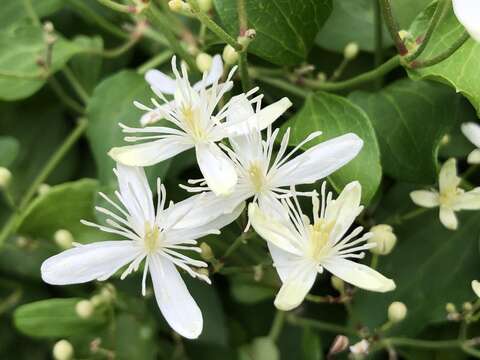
194,54,223,89
226,94,255,125
149,255,203,339
410,190,439,208
472,280,480,298
452,0,480,42
439,206,458,230
322,257,395,293
145,69,177,94
195,143,238,196
274,262,317,311
267,242,304,282
467,149,480,164
109,138,193,167
41,241,141,285
453,188,480,210
461,122,480,148
439,158,460,195
272,133,363,187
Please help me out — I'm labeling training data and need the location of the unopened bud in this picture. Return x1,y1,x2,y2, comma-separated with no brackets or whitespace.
463,302,473,312
76,300,94,319
200,242,214,261
54,229,74,249
441,134,450,145
316,72,327,82
253,265,263,282
344,42,359,60
43,21,54,33
53,340,74,360
388,301,407,323
331,275,344,293
196,53,213,73
328,335,349,356
100,284,116,303
472,280,480,298
446,302,456,313
238,29,256,48
349,339,369,357
398,30,411,41
368,224,397,255
16,236,29,248
90,294,103,307
168,0,189,12
222,45,239,65
0,167,12,188
198,0,213,12
38,183,51,195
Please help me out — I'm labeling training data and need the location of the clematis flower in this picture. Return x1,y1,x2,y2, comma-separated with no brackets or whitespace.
461,122,480,164
109,57,292,196
41,164,243,339
472,280,480,298
452,0,480,42
248,181,395,311
410,158,480,230
182,94,363,220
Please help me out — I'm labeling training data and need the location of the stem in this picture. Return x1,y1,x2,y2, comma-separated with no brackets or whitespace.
370,254,379,269
462,345,480,358
0,119,88,246
383,337,461,349
386,207,428,225
256,76,309,98
287,315,356,335
97,0,133,14
186,0,243,51
373,0,383,88
409,31,470,69
221,232,251,260
238,47,251,92
379,0,408,55
137,50,173,74
237,0,248,33
62,66,90,103
268,311,286,341
22,0,40,26
405,0,449,62
99,36,140,58
330,58,349,81
48,77,85,114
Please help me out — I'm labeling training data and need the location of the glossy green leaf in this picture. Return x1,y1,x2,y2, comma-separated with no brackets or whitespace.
407,2,480,116
86,71,171,186
0,0,63,31
115,313,157,360
213,0,332,65
281,92,381,203
14,298,107,338
0,25,90,101
349,79,459,184
0,136,19,167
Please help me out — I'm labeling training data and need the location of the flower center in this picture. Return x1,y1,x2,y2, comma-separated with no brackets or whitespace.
181,105,206,141
143,222,162,254
439,188,459,208
307,219,334,262
248,162,265,193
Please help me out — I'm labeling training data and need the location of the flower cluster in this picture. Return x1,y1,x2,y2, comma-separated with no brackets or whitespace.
41,56,395,339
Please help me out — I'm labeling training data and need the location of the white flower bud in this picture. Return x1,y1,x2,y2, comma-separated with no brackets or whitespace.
168,0,189,12
349,339,369,356
317,72,327,82
100,284,116,303
398,30,411,41
463,301,473,312
388,301,407,323
222,45,239,65
90,294,103,307
472,280,480,298
238,29,256,47
368,224,397,255
54,229,74,249
198,0,213,12
331,275,344,293
38,183,51,195
0,167,12,188
76,300,94,319
200,242,214,261
196,53,213,73
328,335,349,356
446,302,456,313
343,42,359,60
53,340,74,360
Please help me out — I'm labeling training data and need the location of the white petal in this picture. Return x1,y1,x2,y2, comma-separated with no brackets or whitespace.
41,241,141,285
439,206,458,230
267,242,304,282
472,280,480,298
225,97,292,136
140,102,174,127
410,190,439,208
195,143,238,196
453,0,480,42
149,255,203,339
439,158,460,195
453,188,480,210
467,149,480,164
461,122,480,148
248,203,303,256
322,257,395,293
274,262,317,311
194,54,223,89
272,133,363,187
145,69,177,94
109,137,193,167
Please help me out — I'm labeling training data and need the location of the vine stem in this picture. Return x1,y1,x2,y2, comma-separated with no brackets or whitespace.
48,77,85,114
62,66,90,103
378,0,408,55
0,118,88,246
373,0,383,88
137,50,173,74
255,76,309,98
96,0,134,14
236,0,251,91
268,311,286,341
286,314,357,336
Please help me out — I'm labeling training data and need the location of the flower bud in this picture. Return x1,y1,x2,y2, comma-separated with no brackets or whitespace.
398,30,411,41
199,242,214,261
446,302,456,313
100,284,116,303
76,300,94,319
331,275,344,293
349,339,369,357
344,42,359,60
368,224,397,255
328,335,349,356
388,301,407,323
16,236,29,248
90,294,103,307
317,72,327,82
463,302,473,312
198,0,213,12
222,45,239,65
53,340,74,360
0,167,12,188
54,229,74,249
472,280,480,298
196,53,213,73
253,264,263,282
237,29,256,47
38,183,51,195
169,0,190,12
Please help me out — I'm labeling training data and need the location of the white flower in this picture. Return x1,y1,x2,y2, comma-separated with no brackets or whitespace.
472,280,480,298
461,122,480,164
41,164,243,339
109,57,292,196
453,0,480,42
410,158,480,230
248,181,395,311
182,94,363,221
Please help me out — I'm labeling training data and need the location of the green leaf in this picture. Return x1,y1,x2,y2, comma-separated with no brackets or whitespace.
18,179,104,243
14,298,107,338
407,2,480,116
0,136,19,167
115,313,157,360
69,36,104,94
352,184,480,336
281,92,381,203
213,0,332,65
349,79,459,184
0,0,63,31
86,71,171,186
0,25,89,101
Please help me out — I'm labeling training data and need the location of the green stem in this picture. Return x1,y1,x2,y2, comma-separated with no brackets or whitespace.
330,58,349,81
221,232,252,260
237,0,248,33
379,0,408,55
187,0,243,51
386,207,428,225
137,50,173,74
62,66,90,103
48,77,85,114
405,0,449,62
256,76,308,98
286,315,356,335
409,31,470,69
373,0,383,88
22,0,40,26
370,254,379,269
268,311,286,341
462,345,480,358
97,0,134,13
382,337,461,349
238,47,251,92
99,36,140,58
